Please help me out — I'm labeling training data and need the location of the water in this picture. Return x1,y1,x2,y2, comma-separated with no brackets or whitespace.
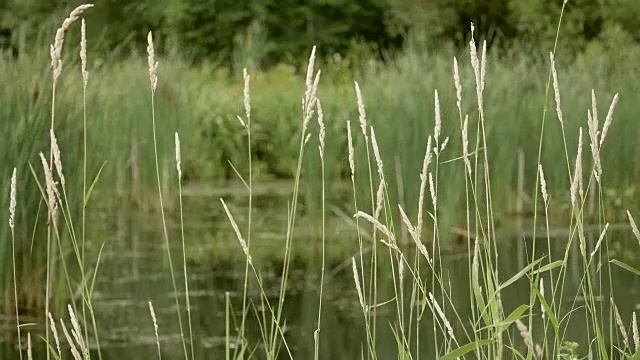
1,196,639,359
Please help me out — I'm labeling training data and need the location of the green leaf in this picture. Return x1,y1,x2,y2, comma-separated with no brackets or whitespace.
471,256,489,325
495,304,530,334
610,259,640,276
504,345,527,359
594,322,609,360
438,340,493,360
498,257,544,292
84,161,107,207
27,162,47,253
28,161,47,204
37,334,63,360
389,322,409,359
532,285,559,333
89,242,107,297
485,269,501,323
531,260,564,275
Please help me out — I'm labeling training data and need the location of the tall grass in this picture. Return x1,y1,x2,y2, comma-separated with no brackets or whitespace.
0,24,192,315
4,2,640,360
214,8,640,360
146,30,191,360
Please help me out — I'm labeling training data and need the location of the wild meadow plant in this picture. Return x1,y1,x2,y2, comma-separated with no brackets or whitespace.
217,3,640,359
6,1,640,359
5,4,195,360
41,4,103,360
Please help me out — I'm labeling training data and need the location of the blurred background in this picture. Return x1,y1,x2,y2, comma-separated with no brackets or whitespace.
1,0,640,359
4,0,640,68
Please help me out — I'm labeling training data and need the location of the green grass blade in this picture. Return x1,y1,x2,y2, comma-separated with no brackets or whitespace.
494,304,529,334
27,161,47,204
89,242,107,297
610,259,640,276
438,340,493,360
84,161,107,207
498,257,544,292
595,322,609,360
532,285,559,333
531,260,564,275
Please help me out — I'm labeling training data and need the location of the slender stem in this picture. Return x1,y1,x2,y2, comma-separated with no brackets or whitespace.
177,173,194,359
314,155,326,360
362,139,377,350
11,220,22,360
45,79,56,360
225,292,230,360
530,4,569,355
238,106,252,355
149,90,189,359
81,81,88,338
348,147,376,359
272,129,306,355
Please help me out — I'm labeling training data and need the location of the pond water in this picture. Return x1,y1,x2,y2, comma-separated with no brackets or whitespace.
1,197,639,359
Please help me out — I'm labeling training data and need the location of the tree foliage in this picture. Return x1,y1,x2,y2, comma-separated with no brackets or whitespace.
0,0,638,66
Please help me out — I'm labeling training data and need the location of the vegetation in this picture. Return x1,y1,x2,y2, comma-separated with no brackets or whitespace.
3,0,640,66
2,1,640,359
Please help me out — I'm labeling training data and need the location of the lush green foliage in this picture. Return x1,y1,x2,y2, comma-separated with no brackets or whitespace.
4,8,640,315
2,0,640,67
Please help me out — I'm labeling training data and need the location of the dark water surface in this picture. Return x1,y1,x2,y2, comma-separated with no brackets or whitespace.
1,203,639,359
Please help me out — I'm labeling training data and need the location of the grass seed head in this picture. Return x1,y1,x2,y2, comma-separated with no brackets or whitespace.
550,52,563,125
355,82,368,140
50,129,66,188
48,312,61,357
317,100,325,159
80,18,88,86
453,57,462,113
347,121,355,180
50,4,94,82
9,168,16,229
434,89,441,146
613,302,629,348
243,68,251,123
600,93,619,148
633,312,639,350
60,319,82,360
538,164,548,206
570,128,583,210
174,132,182,179
351,258,365,311
147,31,158,93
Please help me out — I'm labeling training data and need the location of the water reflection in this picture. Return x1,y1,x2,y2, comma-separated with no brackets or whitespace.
1,205,639,359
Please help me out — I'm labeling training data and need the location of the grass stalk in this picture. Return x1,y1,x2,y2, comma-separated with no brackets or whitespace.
80,17,90,355
237,67,253,358
9,168,22,360
270,47,320,357
175,133,195,359
314,101,326,360
148,301,162,360
146,32,189,360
